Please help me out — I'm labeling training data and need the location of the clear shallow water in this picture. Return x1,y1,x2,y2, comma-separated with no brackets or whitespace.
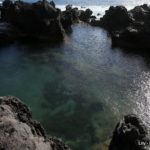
0,24,150,150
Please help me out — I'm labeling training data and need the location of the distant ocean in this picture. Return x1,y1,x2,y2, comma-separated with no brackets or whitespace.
1,0,150,17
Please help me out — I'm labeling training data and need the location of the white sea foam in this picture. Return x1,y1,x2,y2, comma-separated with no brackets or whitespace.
57,4,139,19
57,5,109,18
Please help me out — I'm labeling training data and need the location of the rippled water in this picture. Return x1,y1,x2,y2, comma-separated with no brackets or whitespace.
0,24,150,150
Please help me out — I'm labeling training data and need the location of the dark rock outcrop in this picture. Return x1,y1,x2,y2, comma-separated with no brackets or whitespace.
111,4,150,51
1,0,65,42
94,4,150,52
60,5,94,28
0,23,15,45
0,96,71,150
98,6,133,32
0,0,96,45
0,29,14,45
109,114,150,150
79,8,93,23
61,5,80,29
129,4,150,22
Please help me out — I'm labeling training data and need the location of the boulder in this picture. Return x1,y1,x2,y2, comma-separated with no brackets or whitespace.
90,19,101,26
111,26,150,51
49,1,55,8
0,23,15,45
0,30,14,45
79,8,93,23
97,4,150,53
66,4,72,11
61,7,80,28
99,6,133,31
109,114,150,150
129,4,150,22
0,96,71,150
1,0,65,41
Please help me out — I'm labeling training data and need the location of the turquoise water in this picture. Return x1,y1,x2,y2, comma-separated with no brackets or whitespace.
0,24,150,150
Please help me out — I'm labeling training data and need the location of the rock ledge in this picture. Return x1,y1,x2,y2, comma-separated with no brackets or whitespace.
0,96,71,150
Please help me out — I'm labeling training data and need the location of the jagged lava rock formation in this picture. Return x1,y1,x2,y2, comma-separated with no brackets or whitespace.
91,4,150,53
109,115,150,150
0,0,94,45
0,96,71,150
0,96,149,150
1,0,65,42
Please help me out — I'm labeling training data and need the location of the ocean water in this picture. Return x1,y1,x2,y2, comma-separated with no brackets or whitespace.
0,0,150,150
1,0,150,16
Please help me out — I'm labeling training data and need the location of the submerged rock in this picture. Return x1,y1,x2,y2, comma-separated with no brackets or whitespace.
89,102,104,113
0,96,71,150
109,114,150,150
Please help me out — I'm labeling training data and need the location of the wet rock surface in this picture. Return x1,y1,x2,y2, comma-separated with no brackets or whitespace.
109,114,150,150
0,96,71,150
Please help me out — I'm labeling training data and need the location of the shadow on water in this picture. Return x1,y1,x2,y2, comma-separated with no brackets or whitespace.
111,41,150,67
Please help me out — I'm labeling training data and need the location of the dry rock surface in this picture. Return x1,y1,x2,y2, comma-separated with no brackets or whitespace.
0,96,71,150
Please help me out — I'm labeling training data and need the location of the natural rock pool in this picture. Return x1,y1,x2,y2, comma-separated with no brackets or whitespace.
0,24,150,149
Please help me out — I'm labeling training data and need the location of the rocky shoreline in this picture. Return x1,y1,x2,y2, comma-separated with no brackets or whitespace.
1,0,150,56
90,4,150,54
0,0,95,44
0,96,149,150
0,1,149,47
0,96,71,150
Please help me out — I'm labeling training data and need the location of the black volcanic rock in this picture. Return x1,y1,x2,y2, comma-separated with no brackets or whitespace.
61,6,80,29
0,23,15,45
1,0,65,41
79,8,93,23
129,4,150,22
61,6,94,28
0,96,71,150
95,4,150,52
109,114,150,150
99,6,133,31
0,0,95,44
49,1,55,8
0,30,14,45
